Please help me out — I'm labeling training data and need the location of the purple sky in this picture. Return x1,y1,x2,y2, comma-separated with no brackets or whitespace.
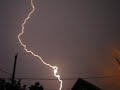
0,0,120,90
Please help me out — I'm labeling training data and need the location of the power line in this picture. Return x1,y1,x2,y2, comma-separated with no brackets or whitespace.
1,75,119,81
0,68,120,80
0,68,11,76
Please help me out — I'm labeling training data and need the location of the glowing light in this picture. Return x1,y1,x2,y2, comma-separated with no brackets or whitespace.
112,48,120,57
18,0,63,90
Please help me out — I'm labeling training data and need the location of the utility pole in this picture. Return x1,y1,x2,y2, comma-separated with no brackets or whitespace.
11,53,18,85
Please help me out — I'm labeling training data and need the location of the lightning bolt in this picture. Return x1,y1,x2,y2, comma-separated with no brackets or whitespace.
18,0,63,90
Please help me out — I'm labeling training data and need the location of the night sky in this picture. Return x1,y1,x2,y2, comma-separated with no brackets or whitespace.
0,0,120,90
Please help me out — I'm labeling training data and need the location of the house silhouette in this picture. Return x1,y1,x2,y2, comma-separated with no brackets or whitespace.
72,78,102,90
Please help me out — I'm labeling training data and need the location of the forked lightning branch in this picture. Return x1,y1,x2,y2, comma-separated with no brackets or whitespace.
18,0,63,90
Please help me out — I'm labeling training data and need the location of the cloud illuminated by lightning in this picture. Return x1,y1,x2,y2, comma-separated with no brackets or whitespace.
18,0,63,90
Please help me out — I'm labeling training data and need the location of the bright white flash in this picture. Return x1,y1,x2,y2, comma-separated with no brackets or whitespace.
18,0,63,90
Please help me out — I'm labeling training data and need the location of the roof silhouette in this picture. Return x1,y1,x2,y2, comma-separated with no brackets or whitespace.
72,78,102,90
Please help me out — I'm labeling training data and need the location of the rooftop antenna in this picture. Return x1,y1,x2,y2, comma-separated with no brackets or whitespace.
115,57,120,65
